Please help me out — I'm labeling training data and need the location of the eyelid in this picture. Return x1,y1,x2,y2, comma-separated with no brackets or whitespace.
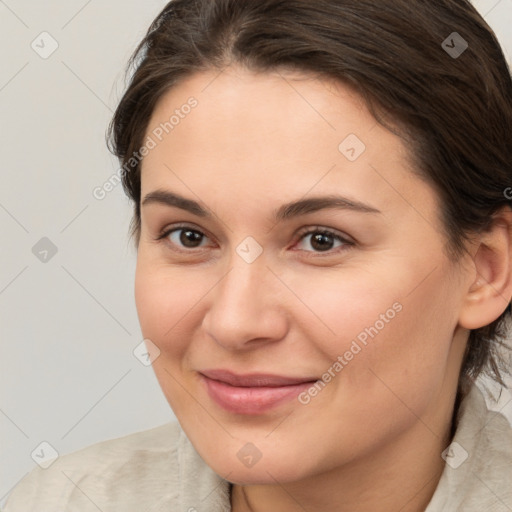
291,226,354,256
156,223,355,255
156,222,216,247
294,225,354,244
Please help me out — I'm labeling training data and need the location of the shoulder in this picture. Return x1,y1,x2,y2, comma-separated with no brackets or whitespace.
463,385,512,506
426,383,512,511
462,383,512,473
4,421,183,512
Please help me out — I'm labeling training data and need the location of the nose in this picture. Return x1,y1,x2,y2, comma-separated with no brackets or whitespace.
202,254,289,352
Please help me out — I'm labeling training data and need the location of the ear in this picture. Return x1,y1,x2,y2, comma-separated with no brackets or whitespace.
458,206,512,330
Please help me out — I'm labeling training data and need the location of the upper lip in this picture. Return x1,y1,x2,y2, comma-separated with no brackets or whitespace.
200,369,318,387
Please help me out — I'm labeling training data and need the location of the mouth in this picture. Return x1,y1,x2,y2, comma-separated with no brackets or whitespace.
199,369,318,415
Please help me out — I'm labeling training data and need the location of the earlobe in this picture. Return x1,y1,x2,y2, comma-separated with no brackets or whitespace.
458,207,512,330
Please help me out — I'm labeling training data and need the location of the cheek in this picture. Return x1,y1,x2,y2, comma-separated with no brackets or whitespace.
134,258,199,355
288,261,458,412
283,265,403,358
134,258,206,414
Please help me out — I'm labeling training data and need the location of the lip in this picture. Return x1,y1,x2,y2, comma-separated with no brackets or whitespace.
199,369,318,415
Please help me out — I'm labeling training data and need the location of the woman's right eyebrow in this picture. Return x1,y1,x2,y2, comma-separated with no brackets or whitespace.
141,188,382,220
142,189,208,217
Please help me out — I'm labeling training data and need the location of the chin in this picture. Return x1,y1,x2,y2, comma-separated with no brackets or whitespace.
219,462,307,486
196,440,318,485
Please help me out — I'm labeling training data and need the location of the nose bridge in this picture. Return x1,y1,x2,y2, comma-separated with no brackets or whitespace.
216,249,273,321
203,245,288,348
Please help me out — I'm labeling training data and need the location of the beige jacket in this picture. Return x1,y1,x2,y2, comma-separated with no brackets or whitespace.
3,383,511,511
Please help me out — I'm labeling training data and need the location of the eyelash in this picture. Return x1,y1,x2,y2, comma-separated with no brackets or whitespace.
155,223,354,256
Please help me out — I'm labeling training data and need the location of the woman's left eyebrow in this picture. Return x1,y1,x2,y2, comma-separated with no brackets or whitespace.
141,189,382,220
275,195,382,220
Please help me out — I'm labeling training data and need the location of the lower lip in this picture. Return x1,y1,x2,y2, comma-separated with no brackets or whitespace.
201,375,315,415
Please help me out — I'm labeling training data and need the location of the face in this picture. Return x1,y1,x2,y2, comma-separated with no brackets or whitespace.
135,65,470,484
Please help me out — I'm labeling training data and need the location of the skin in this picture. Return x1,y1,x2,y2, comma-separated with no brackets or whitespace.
134,65,512,512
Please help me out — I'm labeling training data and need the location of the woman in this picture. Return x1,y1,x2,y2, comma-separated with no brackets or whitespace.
5,0,512,510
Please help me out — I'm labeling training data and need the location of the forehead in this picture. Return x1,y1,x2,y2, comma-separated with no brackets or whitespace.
139,66,433,223
144,66,380,167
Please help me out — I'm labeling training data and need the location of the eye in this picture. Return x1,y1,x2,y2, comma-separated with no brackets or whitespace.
157,224,211,250
156,224,353,255
294,227,353,254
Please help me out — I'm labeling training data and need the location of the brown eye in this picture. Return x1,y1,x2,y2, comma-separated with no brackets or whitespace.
177,229,204,248
295,228,352,254
159,225,209,250
309,232,336,251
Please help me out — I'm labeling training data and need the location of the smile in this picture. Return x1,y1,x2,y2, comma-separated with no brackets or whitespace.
199,369,318,415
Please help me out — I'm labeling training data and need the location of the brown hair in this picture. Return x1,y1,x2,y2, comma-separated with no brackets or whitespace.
107,0,512,399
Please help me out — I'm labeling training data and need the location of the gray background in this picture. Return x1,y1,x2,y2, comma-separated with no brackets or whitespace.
1,0,512,505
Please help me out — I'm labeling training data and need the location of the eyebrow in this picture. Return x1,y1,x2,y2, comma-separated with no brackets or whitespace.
141,189,382,221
